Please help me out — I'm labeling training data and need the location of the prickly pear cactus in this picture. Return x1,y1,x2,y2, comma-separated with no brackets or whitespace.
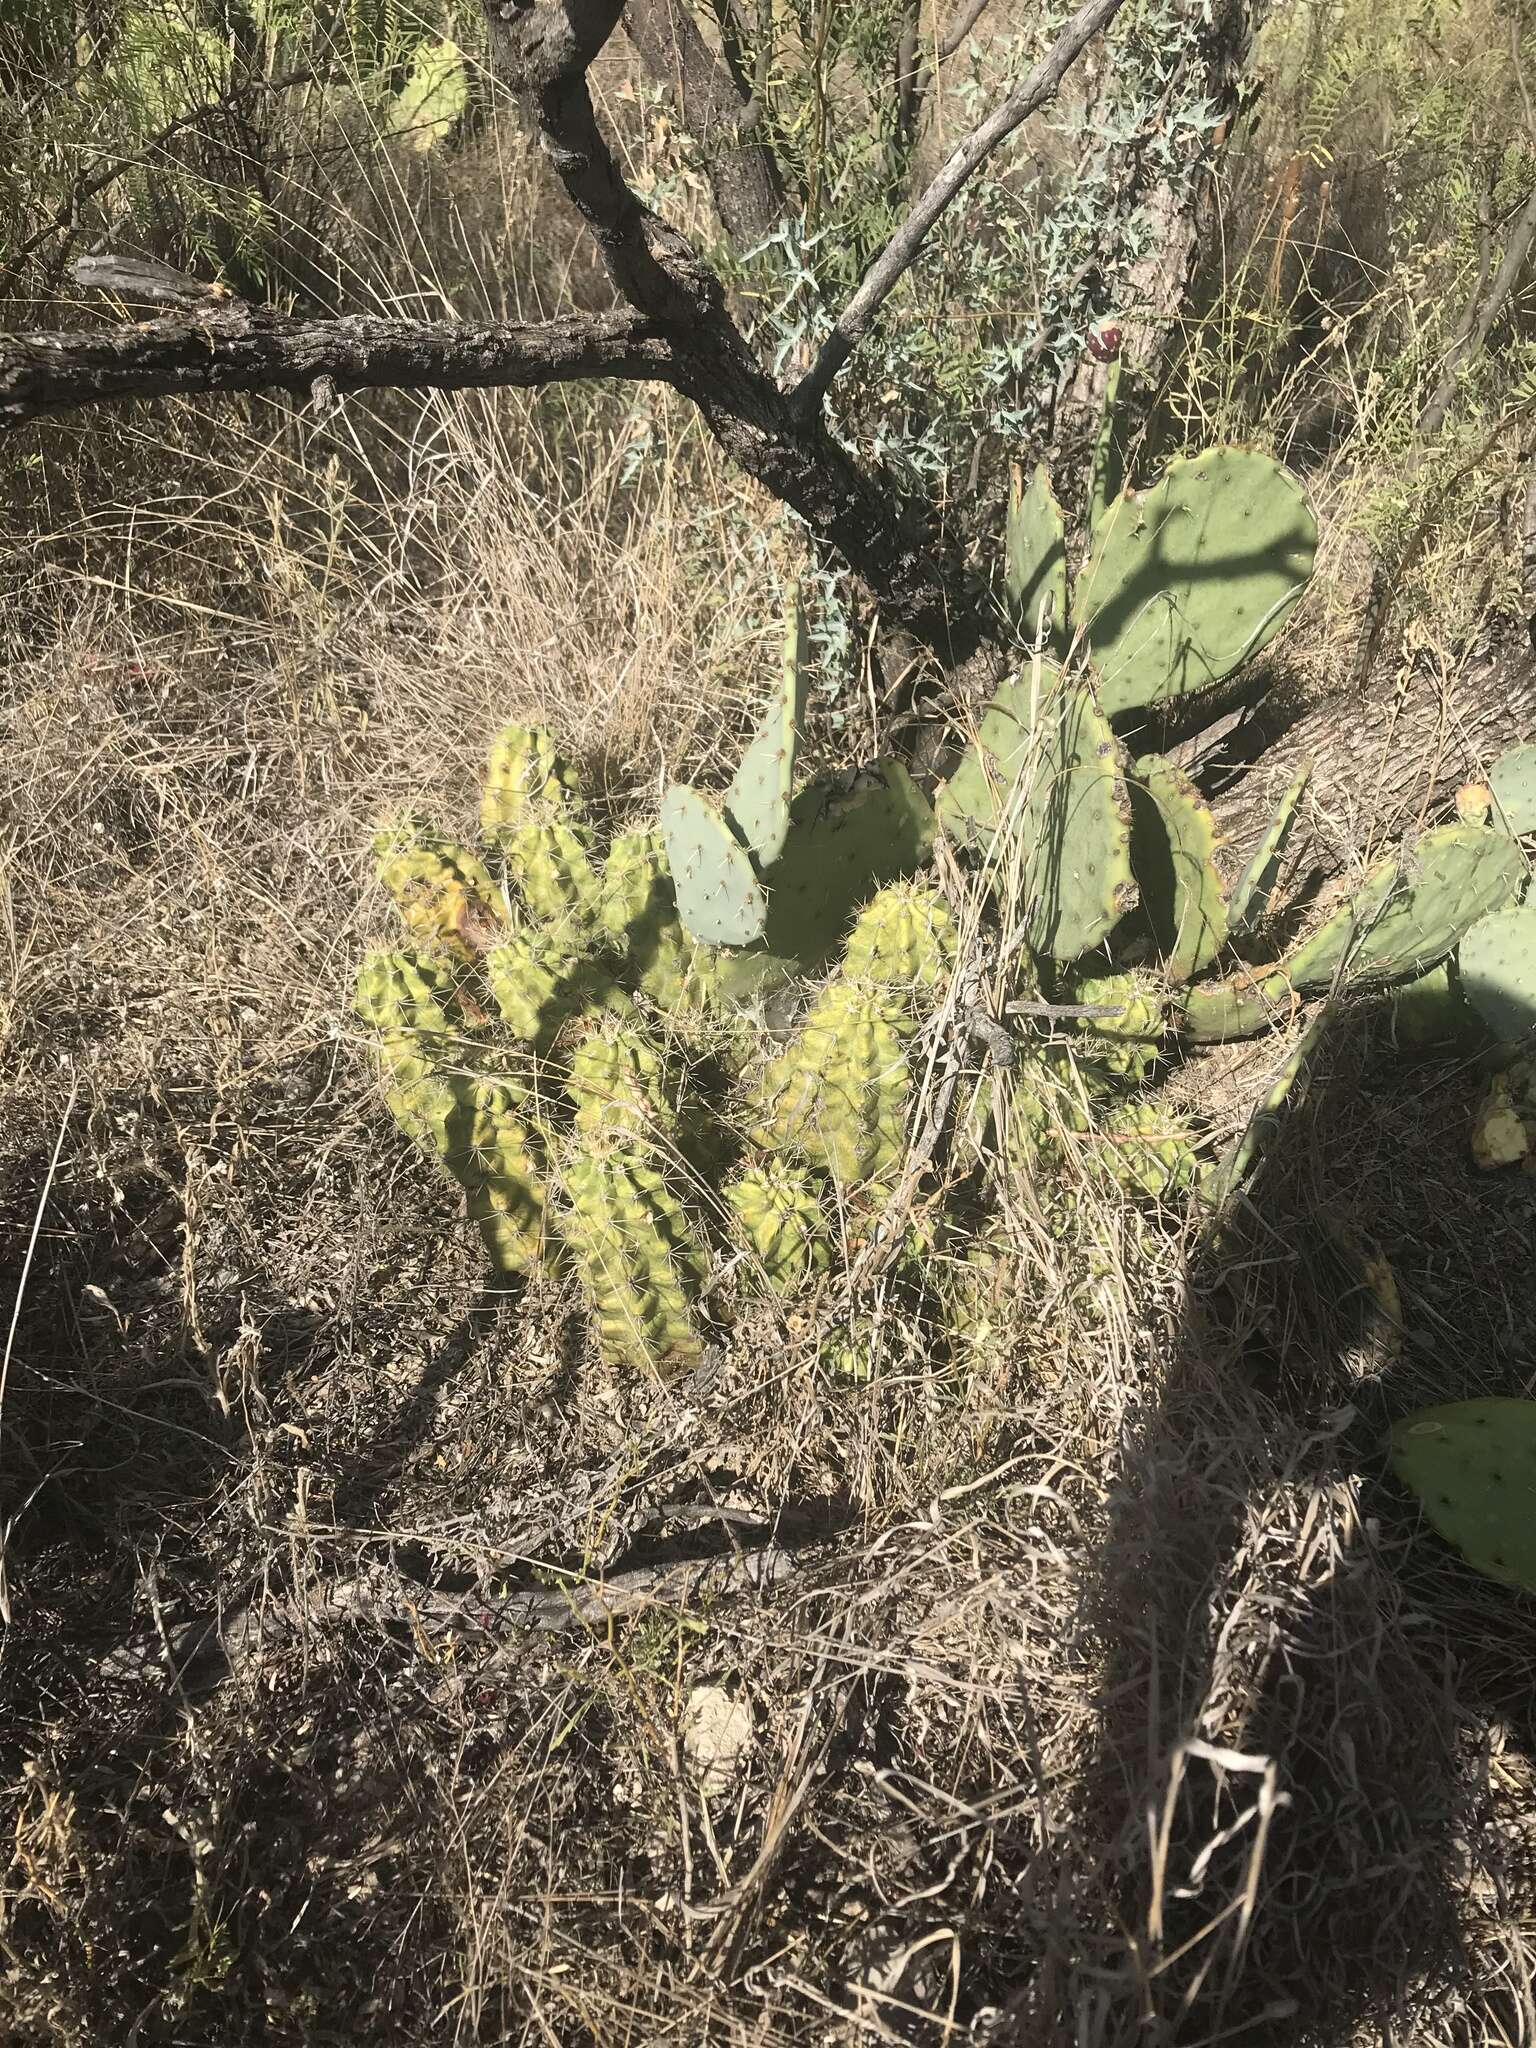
726,1160,831,1293
755,979,913,1185
1077,449,1318,717
1228,763,1310,939
1458,903,1536,1044
1006,462,1068,654
1490,742,1536,837
1074,972,1165,1079
1392,1399,1536,1592
556,1148,704,1372
842,883,957,1002
1129,754,1228,981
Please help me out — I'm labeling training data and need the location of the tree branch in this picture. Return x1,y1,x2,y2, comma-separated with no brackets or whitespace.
789,0,1129,422
623,0,785,247
0,300,679,427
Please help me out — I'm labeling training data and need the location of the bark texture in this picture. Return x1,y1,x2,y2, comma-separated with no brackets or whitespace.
623,0,785,247
0,306,679,425
1202,631,1536,872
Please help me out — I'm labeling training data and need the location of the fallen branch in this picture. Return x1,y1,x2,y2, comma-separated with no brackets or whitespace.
0,301,678,426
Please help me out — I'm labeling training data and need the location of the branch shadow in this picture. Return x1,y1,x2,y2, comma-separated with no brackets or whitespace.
1061,1008,1536,2043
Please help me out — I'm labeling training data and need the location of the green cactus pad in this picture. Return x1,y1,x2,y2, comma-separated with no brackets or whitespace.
1006,463,1068,655
726,1160,831,1293
1282,858,1401,990
756,762,937,975
1491,742,1536,837
1130,752,1230,980
1228,762,1310,939
1292,825,1522,991
1020,683,1137,962
724,587,806,866
1391,1399,1536,1592
1077,448,1318,717
1388,961,1478,1049
937,665,1058,849
1177,969,1297,1043
557,1150,703,1372
938,676,1134,958
1201,1010,1326,1207
1086,355,1126,541
755,979,912,1184
373,819,505,959
566,1027,675,1146
1457,903,1536,1043
841,882,958,1001
481,723,586,839
660,783,768,949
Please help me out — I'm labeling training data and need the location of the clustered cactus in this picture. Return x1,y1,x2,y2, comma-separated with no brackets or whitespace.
354,660,976,1375
355,382,1532,1520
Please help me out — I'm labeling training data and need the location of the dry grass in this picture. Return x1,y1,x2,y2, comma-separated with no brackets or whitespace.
4,14,1536,2048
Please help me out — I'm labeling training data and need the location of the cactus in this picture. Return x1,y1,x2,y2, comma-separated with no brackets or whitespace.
566,1027,675,1146
557,1148,704,1371
1076,449,1318,717
937,666,1053,850
726,1159,831,1293
355,946,459,1053
501,817,603,927
1086,355,1127,541
1201,1011,1326,1207
1228,763,1310,939
1388,961,1477,1049
758,762,938,976
460,1083,549,1273
1458,903,1536,1044
841,882,958,1002
485,931,625,1046
373,819,504,959
1129,752,1229,980
1391,1399,1536,1592
755,979,913,1184
1088,1100,1200,1199
940,677,1136,962
1318,824,1524,988
1470,1057,1535,1169
1490,742,1536,837
481,722,586,838
600,828,716,1012
1075,971,1165,1078
724,588,806,866
660,783,768,949
1006,462,1068,655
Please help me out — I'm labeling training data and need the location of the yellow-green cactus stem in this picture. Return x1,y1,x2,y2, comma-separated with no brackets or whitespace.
841,881,958,1005
1087,1101,1200,1199
379,1068,547,1274
501,818,603,928
481,723,587,837
1075,971,1166,1079
725,1159,831,1293
755,979,913,1184
557,1150,704,1371
484,931,627,1047
601,828,720,1013
566,1027,676,1146
373,819,505,960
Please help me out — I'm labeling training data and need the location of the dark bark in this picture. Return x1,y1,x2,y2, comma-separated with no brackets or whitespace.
485,0,980,658
622,0,785,246
0,304,679,425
